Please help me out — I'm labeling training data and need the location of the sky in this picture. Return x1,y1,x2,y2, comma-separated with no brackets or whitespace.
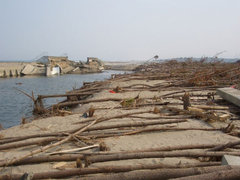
0,0,239,61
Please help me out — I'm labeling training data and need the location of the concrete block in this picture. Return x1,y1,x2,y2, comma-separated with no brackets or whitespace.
222,155,240,165
217,88,240,107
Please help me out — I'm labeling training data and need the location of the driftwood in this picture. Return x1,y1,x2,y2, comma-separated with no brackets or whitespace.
49,144,99,155
56,98,123,108
0,110,151,166
78,166,237,180
128,115,192,119
86,119,187,132
0,132,66,145
192,105,229,110
0,110,151,145
171,168,240,180
76,127,222,139
92,143,226,154
0,119,195,151
208,140,240,151
75,110,151,124
38,92,93,99
0,118,98,166
0,164,229,180
0,143,228,166
123,127,221,136
86,150,240,164
0,137,63,151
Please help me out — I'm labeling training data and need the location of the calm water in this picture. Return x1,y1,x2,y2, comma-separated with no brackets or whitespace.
0,70,127,128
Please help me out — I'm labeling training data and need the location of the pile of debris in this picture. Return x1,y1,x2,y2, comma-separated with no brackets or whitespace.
20,56,105,77
1,59,240,179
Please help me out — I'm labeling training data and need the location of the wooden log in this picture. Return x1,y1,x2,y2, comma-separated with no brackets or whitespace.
78,166,237,180
56,98,123,108
0,137,63,151
129,115,192,119
49,144,99,155
0,117,99,166
208,140,240,151
123,83,154,88
75,110,151,124
38,92,93,99
0,110,151,145
192,105,229,110
0,143,224,166
86,119,187,132
0,164,230,180
93,143,224,154
123,127,221,136
171,168,240,180
78,127,222,139
4,154,84,166
0,110,150,166
87,151,240,164
0,133,66,145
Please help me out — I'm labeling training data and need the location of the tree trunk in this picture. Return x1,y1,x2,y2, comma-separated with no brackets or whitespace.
171,168,240,180
0,164,232,180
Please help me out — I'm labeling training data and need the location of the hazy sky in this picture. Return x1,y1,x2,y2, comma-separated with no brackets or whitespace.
0,0,239,61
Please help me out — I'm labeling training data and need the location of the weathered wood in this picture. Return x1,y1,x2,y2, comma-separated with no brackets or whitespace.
208,140,240,151
0,133,66,145
56,98,123,108
123,127,221,136
49,144,99,155
78,166,237,180
86,119,187,132
171,168,240,180
38,92,93,99
3,154,84,166
0,164,229,180
128,115,191,119
0,137,63,151
0,143,225,166
75,110,151,124
87,151,240,164
0,117,98,166
192,105,229,110
0,110,151,166
0,111,151,145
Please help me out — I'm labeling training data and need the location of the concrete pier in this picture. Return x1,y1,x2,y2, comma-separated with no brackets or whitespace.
0,62,28,78
217,87,240,107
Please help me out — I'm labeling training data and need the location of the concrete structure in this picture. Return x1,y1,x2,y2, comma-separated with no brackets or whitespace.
46,65,61,76
0,62,28,78
222,155,240,165
21,64,45,76
87,57,104,71
36,56,73,75
217,87,240,107
0,56,105,78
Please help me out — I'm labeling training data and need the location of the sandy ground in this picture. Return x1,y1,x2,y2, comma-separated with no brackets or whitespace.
0,76,239,178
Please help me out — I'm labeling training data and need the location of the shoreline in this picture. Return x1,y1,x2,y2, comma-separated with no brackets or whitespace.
0,61,138,78
1,60,240,179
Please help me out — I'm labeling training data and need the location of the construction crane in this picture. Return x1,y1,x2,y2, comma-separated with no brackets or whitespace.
213,50,227,59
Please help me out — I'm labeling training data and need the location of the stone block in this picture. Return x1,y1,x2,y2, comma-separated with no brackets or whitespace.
217,88,240,107
222,155,240,165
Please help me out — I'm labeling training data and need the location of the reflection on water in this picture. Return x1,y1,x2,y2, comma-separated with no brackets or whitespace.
0,70,127,128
